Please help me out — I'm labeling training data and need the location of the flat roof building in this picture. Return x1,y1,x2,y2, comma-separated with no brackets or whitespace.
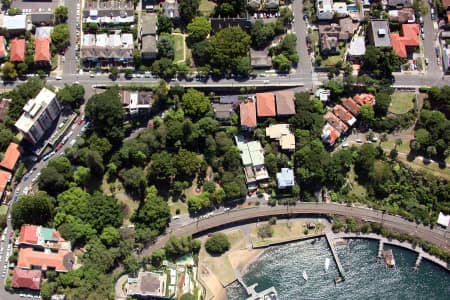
276,168,295,189
127,272,166,298
369,20,391,47
265,124,295,151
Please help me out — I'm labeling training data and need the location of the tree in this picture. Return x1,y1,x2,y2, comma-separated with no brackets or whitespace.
413,0,429,16
205,233,230,255
359,105,375,126
273,54,291,73
251,20,275,49
38,166,67,196
100,226,120,247
191,40,210,66
203,181,216,193
235,56,252,76
54,6,68,24
362,46,404,79
87,135,112,156
51,24,70,51
121,167,147,199
182,88,211,119
187,16,211,45
73,166,90,187
85,87,125,143
414,128,430,147
149,151,176,182
1,62,17,80
57,84,85,108
188,193,210,212
180,294,196,300
151,248,166,267
132,187,170,234
208,26,251,74
394,138,403,150
179,0,200,24
157,35,175,60
257,224,273,239
0,124,15,152
175,149,202,178
157,15,173,34
11,192,55,228
151,58,177,78
123,255,140,274
374,92,391,117
110,67,119,80
16,62,28,76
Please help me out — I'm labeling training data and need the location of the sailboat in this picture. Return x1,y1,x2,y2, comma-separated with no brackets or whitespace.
324,258,330,272
302,270,308,281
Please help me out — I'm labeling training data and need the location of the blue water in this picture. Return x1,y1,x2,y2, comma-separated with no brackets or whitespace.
226,239,450,299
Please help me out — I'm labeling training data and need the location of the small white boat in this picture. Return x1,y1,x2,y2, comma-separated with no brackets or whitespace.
302,270,308,281
324,258,330,272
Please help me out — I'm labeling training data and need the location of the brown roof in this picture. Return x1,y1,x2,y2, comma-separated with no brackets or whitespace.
0,143,20,171
324,112,348,133
256,93,276,117
341,97,361,116
240,99,257,128
0,170,11,193
10,39,25,62
11,269,42,290
353,93,376,106
333,105,356,126
17,248,74,273
275,91,296,115
443,0,450,8
34,37,51,62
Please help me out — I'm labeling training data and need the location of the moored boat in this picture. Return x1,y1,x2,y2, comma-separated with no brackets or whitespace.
324,258,330,272
302,270,308,281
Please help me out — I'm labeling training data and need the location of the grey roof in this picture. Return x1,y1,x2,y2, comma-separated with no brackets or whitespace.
141,13,157,36
31,13,54,25
348,36,366,56
142,35,157,55
212,103,235,120
250,49,272,68
81,46,133,60
369,20,391,47
162,0,179,19
82,9,134,18
35,27,52,38
387,0,413,7
248,0,261,8
265,0,279,8
276,168,294,189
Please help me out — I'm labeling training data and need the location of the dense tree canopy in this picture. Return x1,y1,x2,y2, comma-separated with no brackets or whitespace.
182,88,211,120
205,233,230,255
12,192,55,228
179,0,200,24
132,187,170,234
57,84,85,108
187,16,211,45
362,46,404,79
51,24,70,51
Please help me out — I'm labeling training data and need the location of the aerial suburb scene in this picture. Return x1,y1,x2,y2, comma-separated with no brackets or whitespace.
0,0,448,299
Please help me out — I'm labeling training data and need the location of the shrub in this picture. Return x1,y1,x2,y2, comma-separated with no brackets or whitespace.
268,217,277,225
205,233,230,255
257,224,273,239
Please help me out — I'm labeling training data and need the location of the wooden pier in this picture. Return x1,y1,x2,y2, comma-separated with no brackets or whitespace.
378,239,384,258
414,253,423,271
325,232,345,281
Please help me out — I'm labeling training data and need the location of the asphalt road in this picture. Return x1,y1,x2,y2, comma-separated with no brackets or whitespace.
141,203,450,256
422,3,441,75
292,0,313,75
63,0,80,75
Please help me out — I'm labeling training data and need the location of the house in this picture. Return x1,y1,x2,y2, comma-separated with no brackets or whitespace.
82,33,134,66
0,143,20,172
265,0,279,9
126,272,166,298
120,91,152,115
240,98,257,131
341,97,361,116
210,17,252,34
324,112,348,133
333,105,356,126
0,36,6,59
142,0,156,11
443,47,450,74
162,0,180,19
142,35,158,60
390,24,419,58
256,93,276,117
443,0,450,9
141,13,158,60
250,49,272,69
0,98,9,122
275,91,296,116
34,37,51,65
315,89,331,102
348,36,366,59
18,225,71,251
17,247,74,273
320,33,338,54
82,1,134,24
388,8,416,23
276,168,295,189
235,137,269,187
318,20,356,54
10,38,25,62
248,0,261,9
368,20,391,47
11,269,42,291
316,0,334,20
35,27,52,39
212,103,235,124
0,170,11,202
265,124,295,151
2,15,27,34
322,123,340,145
387,0,413,8
141,14,157,37
437,212,450,228
31,13,54,26
353,93,376,106
15,88,61,145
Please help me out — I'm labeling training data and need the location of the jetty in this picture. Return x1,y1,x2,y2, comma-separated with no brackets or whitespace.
414,253,423,271
236,270,279,300
325,232,345,281
378,239,384,258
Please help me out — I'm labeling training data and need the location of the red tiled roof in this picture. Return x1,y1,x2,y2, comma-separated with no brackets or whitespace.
19,225,38,245
0,36,6,57
34,37,51,62
443,0,450,8
324,112,348,133
275,91,296,115
390,24,419,58
17,248,74,273
322,123,340,145
353,93,376,106
256,93,276,117
341,97,361,116
0,170,11,194
333,105,356,126
11,269,42,290
0,143,20,171
240,100,257,128
10,39,25,62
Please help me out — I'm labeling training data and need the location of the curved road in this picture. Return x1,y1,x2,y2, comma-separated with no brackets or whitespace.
141,203,449,256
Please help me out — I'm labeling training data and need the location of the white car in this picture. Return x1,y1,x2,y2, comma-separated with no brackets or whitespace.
172,215,180,220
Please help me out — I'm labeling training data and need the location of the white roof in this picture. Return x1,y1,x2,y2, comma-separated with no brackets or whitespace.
15,88,56,132
83,34,95,47
348,37,366,56
3,15,26,30
122,33,134,48
437,212,450,228
96,33,108,47
109,33,122,47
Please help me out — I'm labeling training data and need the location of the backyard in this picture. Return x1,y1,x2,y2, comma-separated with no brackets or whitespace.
172,34,185,62
389,92,415,114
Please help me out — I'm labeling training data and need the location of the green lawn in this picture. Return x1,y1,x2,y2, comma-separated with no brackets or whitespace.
347,167,367,199
172,34,184,62
0,205,8,216
199,0,216,16
320,44,346,66
389,93,415,114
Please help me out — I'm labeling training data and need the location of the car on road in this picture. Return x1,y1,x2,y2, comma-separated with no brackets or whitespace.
69,139,76,146
224,207,230,212
23,174,29,181
56,143,63,151
425,58,429,65
172,216,180,220
77,118,84,125
421,33,425,40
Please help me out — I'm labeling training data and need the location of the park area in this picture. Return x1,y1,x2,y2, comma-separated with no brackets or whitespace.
389,92,415,114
